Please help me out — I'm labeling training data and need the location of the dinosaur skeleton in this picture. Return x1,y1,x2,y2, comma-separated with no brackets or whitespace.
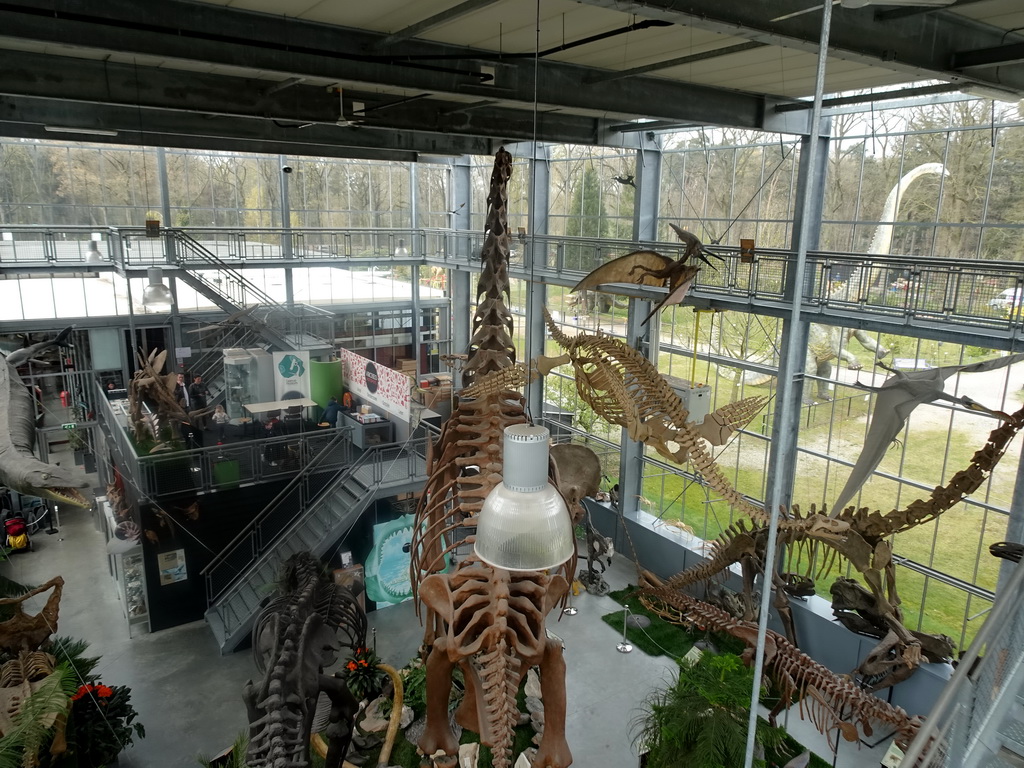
244,552,366,768
0,577,64,654
637,578,922,750
411,148,573,768
127,348,213,449
0,650,67,766
532,311,1024,692
635,405,1024,694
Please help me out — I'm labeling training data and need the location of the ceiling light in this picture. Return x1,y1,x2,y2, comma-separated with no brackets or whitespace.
44,126,119,137
142,267,174,309
474,425,575,572
394,239,410,259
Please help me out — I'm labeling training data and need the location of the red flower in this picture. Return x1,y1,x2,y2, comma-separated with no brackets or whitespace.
71,683,116,701
346,661,358,672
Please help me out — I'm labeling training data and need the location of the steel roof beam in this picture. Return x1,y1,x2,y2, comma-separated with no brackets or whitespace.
0,97,489,162
0,0,791,134
0,51,608,147
577,0,1024,95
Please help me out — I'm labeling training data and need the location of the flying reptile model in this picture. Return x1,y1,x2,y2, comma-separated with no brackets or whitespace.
570,225,723,325
831,354,1024,515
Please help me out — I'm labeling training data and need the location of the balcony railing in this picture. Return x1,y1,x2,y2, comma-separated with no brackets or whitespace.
3,226,1023,336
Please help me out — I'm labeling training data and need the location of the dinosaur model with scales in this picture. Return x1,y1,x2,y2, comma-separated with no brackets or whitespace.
0,352,89,508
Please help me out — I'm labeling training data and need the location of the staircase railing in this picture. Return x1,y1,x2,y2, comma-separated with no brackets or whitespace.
202,427,356,603
902,557,1024,766
171,230,284,308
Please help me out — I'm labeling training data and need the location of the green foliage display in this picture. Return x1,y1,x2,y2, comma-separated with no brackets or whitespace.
633,652,785,768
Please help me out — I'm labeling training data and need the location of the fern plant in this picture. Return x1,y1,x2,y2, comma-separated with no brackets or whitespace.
0,663,77,768
633,652,785,768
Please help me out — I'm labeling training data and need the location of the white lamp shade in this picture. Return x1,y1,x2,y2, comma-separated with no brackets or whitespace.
474,425,575,571
394,239,410,258
142,267,174,308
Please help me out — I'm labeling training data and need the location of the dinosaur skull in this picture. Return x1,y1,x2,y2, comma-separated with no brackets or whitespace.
855,630,921,692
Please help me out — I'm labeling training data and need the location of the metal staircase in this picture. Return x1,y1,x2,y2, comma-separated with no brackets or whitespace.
902,556,1024,767
170,230,335,352
202,432,429,653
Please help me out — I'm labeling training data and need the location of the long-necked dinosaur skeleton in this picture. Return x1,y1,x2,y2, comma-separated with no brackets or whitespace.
410,148,573,768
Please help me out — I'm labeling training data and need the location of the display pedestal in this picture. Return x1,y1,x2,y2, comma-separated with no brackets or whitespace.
344,414,394,449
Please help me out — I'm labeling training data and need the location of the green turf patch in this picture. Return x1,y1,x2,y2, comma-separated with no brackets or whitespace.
600,587,700,659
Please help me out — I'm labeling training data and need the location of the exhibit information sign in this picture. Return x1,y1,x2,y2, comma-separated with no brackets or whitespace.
272,350,311,400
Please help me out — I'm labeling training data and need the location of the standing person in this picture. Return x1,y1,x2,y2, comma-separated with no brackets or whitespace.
188,375,209,411
174,373,191,410
322,396,341,428
211,404,230,442
186,374,209,430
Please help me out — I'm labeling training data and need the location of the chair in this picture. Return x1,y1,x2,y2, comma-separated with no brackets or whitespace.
265,409,282,420
283,404,302,423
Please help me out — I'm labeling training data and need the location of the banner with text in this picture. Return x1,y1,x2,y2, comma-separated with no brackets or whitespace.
272,350,311,400
340,348,410,422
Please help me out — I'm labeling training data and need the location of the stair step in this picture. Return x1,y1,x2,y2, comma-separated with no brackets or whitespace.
206,607,227,650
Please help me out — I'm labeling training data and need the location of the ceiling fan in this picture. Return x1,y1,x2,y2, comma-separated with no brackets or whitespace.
772,0,956,23
329,86,364,128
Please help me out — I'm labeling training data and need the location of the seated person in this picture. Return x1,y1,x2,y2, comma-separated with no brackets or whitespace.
263,414,286,464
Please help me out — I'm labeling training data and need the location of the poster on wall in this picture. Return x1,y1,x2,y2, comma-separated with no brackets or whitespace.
340,348,411,421
365,514,449,605
272,350,311,400
364,514,416,605
157,549,187,585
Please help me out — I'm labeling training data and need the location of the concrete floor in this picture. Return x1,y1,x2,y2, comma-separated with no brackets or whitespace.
4,483,886,767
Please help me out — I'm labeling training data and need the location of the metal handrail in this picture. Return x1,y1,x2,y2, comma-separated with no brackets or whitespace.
201,426,353,581
202,435,426,613
171,230,284,308
901,557,1024,767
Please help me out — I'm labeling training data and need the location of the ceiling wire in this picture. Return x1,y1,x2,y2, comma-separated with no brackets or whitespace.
523,0,542,423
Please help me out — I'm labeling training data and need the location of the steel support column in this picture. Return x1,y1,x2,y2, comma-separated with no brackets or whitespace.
279,156,294,308
619,296,654,516
522,142,551,420
745,5,832,764
450,156,473,388
157,147,185,372
633,133,663,242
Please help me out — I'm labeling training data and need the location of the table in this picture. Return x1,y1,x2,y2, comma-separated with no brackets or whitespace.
243,397,318,415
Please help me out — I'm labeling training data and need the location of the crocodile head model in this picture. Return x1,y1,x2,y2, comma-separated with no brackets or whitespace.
0,353,90,508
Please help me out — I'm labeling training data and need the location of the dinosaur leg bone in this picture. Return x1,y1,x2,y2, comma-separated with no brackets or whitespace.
532,638,573,768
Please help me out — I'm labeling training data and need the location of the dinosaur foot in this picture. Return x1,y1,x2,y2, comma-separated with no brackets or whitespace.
533,738,573,768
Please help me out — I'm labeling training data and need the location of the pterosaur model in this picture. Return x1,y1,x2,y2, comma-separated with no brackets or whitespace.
570,225,722,325
831,354,1024,514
